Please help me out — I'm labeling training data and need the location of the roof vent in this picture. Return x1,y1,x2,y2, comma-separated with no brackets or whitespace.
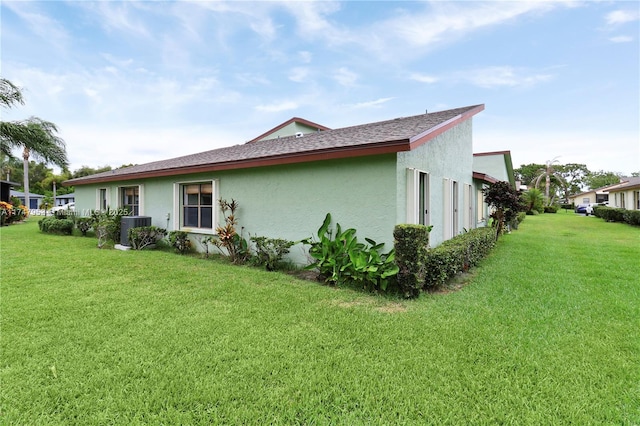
295,132,303,138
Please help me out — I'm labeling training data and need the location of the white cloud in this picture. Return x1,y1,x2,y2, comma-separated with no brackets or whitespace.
333,67,358,87
605,10,640,26
85,2,152,38
255,101,298,113
351,98,394,109
457,66,553,89
3,2,70,50
410,73,439,84
609,35,633,43
363,1,570,60
289,67,310,83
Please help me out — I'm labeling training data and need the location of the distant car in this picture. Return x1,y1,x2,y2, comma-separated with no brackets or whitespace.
51,202,75,213
575,204,589,214
575,203,601,215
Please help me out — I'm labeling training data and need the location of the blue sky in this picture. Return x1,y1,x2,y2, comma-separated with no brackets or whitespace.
2,1,639,175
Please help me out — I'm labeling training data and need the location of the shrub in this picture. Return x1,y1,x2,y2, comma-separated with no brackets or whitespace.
423,227,496,289
38,217,74,235
594,206,626,223
622,210,640,226
91,208,129,247
76,218,93,236
544,205,558,213
303,213,398,292
168,231,192,254
393,224,431,298
251,236,295,271
0,201,24,225
128,226,167,250
211,199,249,264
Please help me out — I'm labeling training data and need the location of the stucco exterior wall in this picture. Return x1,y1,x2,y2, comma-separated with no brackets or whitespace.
396,119,475,247
73,154,398,264
258,122,322,141
473,154,509,182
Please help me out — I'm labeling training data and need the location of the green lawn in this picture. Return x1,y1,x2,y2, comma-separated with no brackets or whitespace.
1,214,638,425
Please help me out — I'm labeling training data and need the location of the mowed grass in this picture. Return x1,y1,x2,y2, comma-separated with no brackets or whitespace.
1,214,638,425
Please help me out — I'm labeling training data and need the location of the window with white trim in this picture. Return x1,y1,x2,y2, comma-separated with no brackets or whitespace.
176,181,215,231
406,168,430,226
97,188,109,211
120,186,140,215
476,188,485,223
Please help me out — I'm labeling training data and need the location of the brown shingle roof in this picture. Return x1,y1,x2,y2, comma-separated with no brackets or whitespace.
66,104,484,185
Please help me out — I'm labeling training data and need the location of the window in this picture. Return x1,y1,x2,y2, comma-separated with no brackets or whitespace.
181,182,213,229
464,184,473,230
406,168,430,226
476,189,485,222
634,191,640,210
120,186,140,215
443,178,458,240
98,188,108,210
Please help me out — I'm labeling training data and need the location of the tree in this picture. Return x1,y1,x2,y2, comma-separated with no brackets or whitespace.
556,163,590,201
522,188,544,214
483,181,524,240
532,158,565,205
514,163,545,186
585,170,622,189
0,78,68,208
72,165,113,179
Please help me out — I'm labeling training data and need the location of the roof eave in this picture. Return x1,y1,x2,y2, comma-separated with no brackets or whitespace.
65,139,410,186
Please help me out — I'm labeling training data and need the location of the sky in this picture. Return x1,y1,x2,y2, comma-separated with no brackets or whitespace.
1,0,639,175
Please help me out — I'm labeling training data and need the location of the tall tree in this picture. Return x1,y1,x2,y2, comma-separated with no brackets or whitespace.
514,163,545,186
533,158,565,205
0,78,68,208
556,163,590,200
585,170,622,190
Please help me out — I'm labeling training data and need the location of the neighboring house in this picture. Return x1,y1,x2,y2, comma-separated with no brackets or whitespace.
54,193,75,206
66,104,513,264
473,151,515,226
1,180,19,203
10,190,44,209
568,183,620,206
605,177,640,210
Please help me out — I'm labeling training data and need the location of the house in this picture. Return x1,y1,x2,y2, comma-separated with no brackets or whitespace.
605,177,640,210
54,193,75,206
66,104,513,264
568,183,620,206
10,190,44,210
472,151,515,226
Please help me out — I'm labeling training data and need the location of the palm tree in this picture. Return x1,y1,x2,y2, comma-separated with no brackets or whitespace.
1,78,67,209
533,157,565,205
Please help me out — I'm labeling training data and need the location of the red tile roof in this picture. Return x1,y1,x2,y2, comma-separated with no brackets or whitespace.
66,104,484,185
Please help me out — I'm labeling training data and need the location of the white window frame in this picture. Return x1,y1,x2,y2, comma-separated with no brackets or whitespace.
406,168,430,226
173,180,217,235
464,183,473,231
96,187,110,211
118,184,143,215
476,188,485,223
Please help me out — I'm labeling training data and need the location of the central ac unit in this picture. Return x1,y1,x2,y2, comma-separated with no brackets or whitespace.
120,216,152,246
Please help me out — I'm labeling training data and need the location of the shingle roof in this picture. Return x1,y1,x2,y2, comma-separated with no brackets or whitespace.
66,104,484,185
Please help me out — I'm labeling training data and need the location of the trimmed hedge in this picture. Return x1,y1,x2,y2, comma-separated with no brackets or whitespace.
423,227,496,288
39,217,74,235
393,224,430,298
623,210,640,226
594,206,627,223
